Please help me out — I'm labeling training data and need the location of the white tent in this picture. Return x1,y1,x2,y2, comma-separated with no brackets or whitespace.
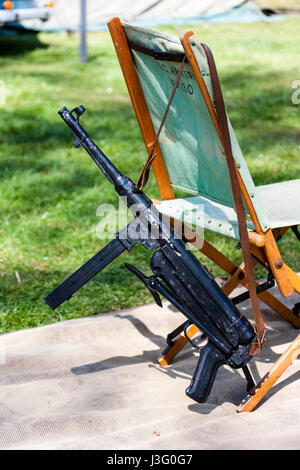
30,0,268,32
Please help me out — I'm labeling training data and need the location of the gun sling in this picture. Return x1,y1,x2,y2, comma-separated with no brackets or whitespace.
135,41,266,354
201,43,266,355
136,53,186,190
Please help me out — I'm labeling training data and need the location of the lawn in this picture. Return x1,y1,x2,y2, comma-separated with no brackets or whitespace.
0,16,299,333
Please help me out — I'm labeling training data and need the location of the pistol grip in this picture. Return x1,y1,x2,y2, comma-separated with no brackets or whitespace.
186,341,227,403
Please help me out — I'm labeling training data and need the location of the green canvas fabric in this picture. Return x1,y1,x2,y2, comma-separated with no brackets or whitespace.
154,178,300,240
123,23,270,234
155,195,254,240
257,179,300,229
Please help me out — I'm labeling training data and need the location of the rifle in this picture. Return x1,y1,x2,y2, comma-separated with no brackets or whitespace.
45,105,257,403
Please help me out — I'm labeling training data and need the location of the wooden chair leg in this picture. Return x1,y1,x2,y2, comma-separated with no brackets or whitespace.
283,264,300,295
237,334,300,412
158,324,199,366
158,263,242,367
158,263,300,367
232,265,300,329
158,223,300,367
178,222,300,327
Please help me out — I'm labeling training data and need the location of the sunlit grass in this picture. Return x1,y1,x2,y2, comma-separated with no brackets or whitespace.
0,17,299,333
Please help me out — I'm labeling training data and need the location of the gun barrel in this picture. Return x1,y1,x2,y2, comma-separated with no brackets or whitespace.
59,107,123,185
59,106,157,225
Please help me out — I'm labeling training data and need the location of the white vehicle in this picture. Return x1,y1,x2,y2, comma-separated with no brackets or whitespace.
0,1,53,26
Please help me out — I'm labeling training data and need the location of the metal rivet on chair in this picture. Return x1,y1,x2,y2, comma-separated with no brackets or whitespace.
275,258,283,269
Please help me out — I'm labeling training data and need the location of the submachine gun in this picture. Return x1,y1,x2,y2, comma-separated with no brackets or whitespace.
45,105,258,404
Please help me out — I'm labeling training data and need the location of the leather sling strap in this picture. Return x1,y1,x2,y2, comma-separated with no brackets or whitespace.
136,55,186,190
201,43,266,355
135,40,265,354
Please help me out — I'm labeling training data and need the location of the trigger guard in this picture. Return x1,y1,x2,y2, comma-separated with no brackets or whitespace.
184,323,207,351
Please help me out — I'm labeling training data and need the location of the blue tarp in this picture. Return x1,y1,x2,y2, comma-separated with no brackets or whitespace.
27,1,280,33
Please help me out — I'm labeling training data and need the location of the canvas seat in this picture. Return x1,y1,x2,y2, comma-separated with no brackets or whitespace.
108,17,300,411
257,179,300,229
156,178,300,238
156,195,254,240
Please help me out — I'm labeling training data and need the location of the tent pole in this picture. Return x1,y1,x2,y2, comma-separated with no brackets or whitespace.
80,0,87,63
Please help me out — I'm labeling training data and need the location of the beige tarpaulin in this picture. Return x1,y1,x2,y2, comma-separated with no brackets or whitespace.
29,1,266,31
0,285,300,450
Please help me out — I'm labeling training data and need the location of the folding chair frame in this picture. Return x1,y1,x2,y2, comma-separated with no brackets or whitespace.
108,17,300,411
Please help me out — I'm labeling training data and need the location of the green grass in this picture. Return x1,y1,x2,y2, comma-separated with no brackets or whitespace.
0,17,300,333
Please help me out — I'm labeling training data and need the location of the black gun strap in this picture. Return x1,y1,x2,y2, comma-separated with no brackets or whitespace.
201,43,266,355
136,54,186,190
44,238,126,310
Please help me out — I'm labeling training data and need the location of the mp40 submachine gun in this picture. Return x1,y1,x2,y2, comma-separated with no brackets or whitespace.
45,105,258,404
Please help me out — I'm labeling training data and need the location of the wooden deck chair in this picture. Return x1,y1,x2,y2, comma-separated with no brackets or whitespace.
107,17,300,411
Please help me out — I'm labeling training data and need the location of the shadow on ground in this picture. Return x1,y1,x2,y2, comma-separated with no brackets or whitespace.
0,32,48,57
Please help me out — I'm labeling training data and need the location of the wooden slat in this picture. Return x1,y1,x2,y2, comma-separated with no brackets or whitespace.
107,17,174,200
180,31,294,297
237,334,300,412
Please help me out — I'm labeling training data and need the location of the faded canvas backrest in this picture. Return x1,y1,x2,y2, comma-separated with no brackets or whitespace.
122,22,269,230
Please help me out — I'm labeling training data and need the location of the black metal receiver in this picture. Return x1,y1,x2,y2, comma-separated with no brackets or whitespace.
45,105,257,404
